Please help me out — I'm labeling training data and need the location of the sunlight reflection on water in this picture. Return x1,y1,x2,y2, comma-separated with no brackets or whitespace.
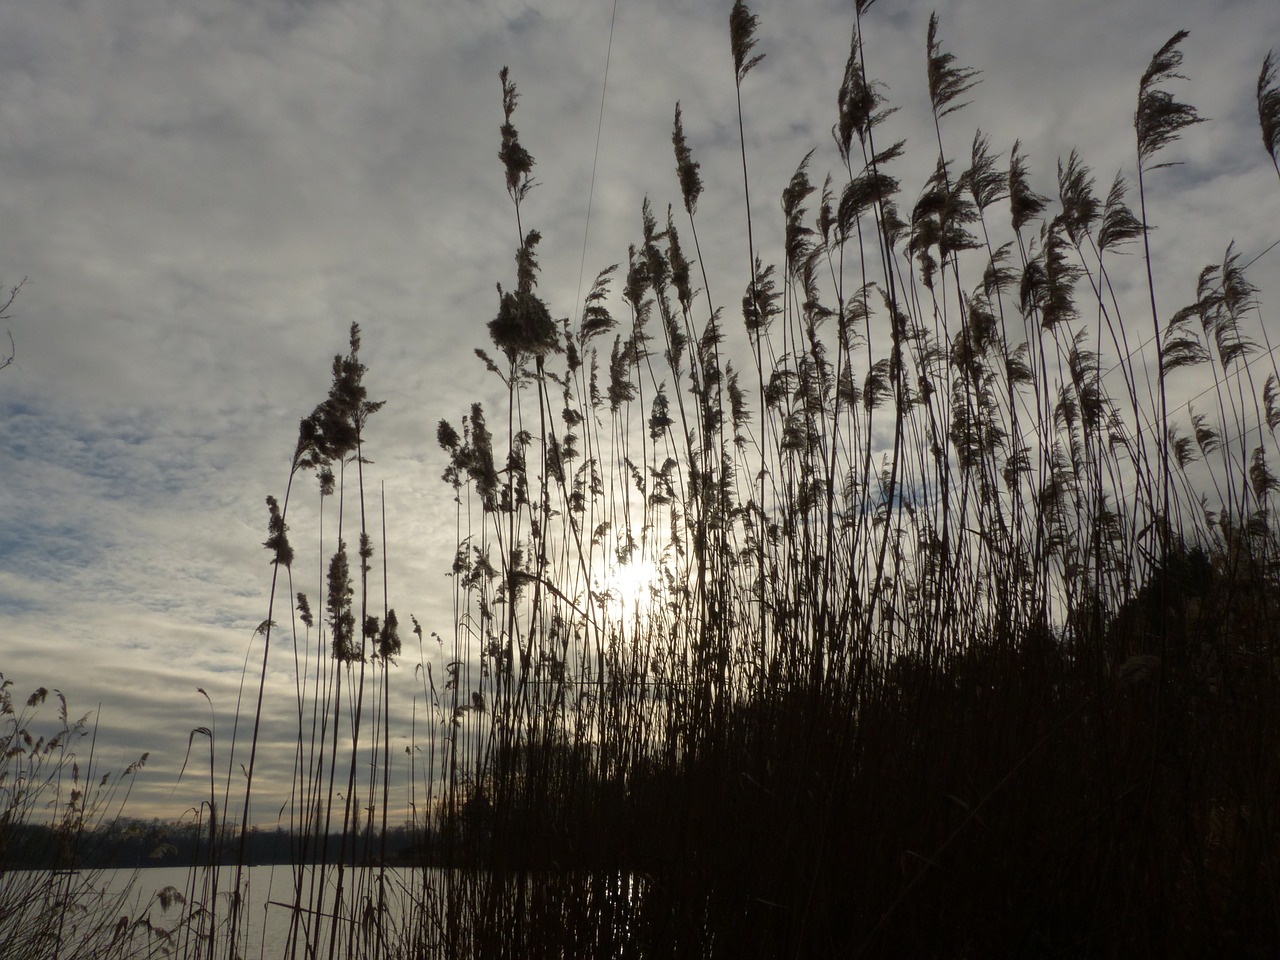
108,864,428,958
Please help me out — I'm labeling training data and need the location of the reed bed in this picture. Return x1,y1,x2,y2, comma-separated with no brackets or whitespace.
5,3,1279,958
399,6,1280,956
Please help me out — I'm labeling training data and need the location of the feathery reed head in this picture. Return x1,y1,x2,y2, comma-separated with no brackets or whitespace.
1136,30,1204,169
926,12,980,121
1259,50,1280,170
729,1,765,85
263,494,293,568
1008,139,1047,233
672,103,703,216
498,66,535,204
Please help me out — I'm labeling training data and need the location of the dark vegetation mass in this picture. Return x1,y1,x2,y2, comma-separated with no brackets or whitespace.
4,3,1280,957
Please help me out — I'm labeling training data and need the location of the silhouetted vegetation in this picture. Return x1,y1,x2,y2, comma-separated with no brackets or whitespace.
5,4,1280,958
415,5,1280,956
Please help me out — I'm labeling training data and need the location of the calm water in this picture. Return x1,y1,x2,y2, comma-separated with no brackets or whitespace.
20,864,643,956
105,864,429,958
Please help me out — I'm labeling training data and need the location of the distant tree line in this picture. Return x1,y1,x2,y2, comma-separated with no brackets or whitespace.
0,817,446,870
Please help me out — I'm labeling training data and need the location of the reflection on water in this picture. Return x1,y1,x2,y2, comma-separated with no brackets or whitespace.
67,864,657,958
107,864,432,958
106,864,648,958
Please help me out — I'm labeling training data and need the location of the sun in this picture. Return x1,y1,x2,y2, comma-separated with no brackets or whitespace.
600,556,661,620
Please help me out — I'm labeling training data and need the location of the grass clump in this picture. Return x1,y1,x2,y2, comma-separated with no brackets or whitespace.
0,675,157,959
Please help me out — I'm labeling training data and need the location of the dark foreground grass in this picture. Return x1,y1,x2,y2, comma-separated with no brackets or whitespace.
4,4,1279,958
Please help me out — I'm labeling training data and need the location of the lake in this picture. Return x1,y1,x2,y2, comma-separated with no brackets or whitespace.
103,863,432,958
14,863,646,957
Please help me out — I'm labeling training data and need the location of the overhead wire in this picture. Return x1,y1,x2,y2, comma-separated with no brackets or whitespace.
1094,235,1280,389
574,0,621,324
1007,233,1280,450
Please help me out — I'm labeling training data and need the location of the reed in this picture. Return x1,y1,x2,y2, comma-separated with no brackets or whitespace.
414,5,1279,956
8,5,1277,958
0,675,153,959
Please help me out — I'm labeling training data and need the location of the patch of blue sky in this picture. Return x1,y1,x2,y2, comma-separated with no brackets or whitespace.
0,493,102,565
4,406,205,504
0,581,43,616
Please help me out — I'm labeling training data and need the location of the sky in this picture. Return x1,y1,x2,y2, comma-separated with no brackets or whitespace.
2,0,1279,824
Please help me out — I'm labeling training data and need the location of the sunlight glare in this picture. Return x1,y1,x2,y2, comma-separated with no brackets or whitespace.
601,556,660,620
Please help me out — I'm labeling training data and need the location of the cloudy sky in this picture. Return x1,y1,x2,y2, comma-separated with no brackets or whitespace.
3,0,1278,824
